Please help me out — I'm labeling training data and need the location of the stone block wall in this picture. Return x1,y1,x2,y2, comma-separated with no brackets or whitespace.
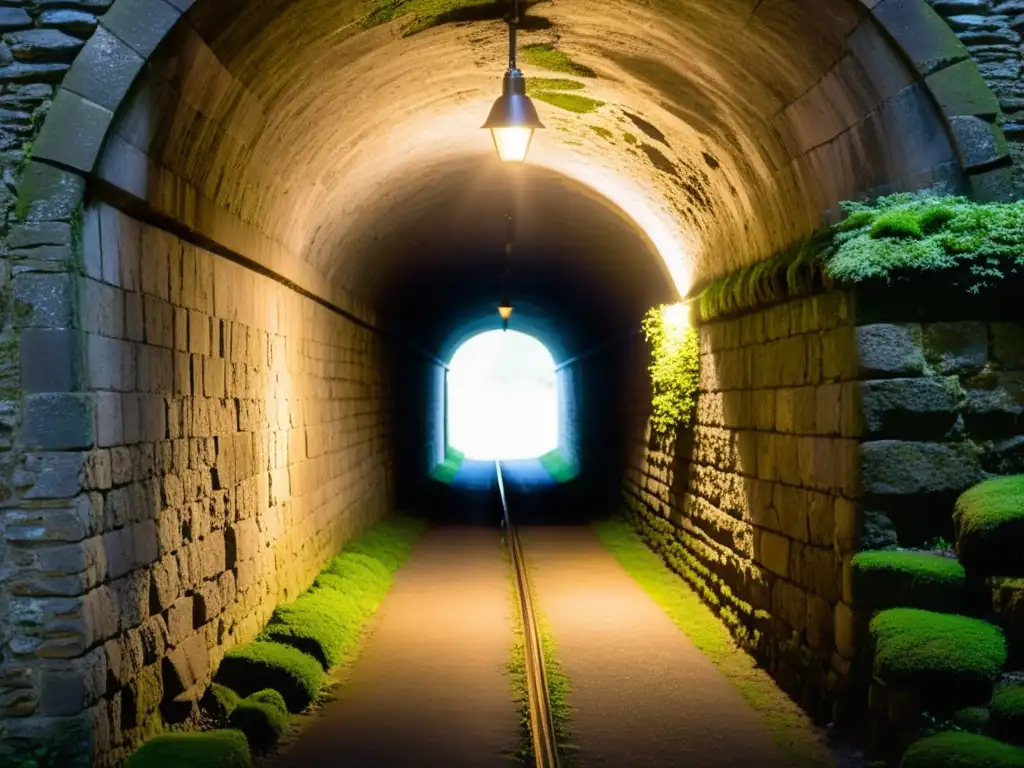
927,0,1024,197
621,291,862,723
855,315,1024,548
0,201,393,766
620,285,1024,725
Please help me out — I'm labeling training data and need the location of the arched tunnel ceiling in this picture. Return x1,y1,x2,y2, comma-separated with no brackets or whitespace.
99,0,958,357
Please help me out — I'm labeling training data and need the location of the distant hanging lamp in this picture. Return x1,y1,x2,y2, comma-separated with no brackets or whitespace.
482,0,544,162
498,297,513,329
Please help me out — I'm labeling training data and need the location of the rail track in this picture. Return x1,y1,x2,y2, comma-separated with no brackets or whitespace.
496,460,560,768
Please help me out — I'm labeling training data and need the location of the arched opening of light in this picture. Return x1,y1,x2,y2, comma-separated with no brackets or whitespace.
447,330,557,460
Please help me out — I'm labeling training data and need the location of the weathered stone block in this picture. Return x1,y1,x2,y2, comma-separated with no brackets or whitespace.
772,579,808,633
859,377,961,438
857,324,925,377
925,58,1003,118
22,393,94,450
872,0,970,76
756,529,791,577
860,440,983,495
923,322,988,374
962,372,1024,437
162,632,209,704
110,569,149,631
991,323,1024,369
165,596,193,645
20,451,85,499
948,115,1010,170
38,647,105,717
5,498,93,543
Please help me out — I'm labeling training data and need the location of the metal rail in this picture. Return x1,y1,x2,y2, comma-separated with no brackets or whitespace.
496,460,560,768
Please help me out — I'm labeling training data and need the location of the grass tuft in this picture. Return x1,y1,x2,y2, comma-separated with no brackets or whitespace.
990,684,1024,745
592,518,834,768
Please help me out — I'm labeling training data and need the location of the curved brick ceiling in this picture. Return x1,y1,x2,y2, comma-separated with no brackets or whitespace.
97,0,958,354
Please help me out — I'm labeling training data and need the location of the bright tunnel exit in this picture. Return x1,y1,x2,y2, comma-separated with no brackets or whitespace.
447,330,558,460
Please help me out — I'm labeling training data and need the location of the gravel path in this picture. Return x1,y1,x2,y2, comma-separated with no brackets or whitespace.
520,524,792,768
271,525,520,768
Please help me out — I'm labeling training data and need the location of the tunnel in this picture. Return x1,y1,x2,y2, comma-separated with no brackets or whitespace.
3,0,1024,765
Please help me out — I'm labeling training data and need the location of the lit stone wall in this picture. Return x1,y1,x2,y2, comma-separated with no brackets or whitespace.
620,292,861,722
1,201,393,766
620,284,1024,724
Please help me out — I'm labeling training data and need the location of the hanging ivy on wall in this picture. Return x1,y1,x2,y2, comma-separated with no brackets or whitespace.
642,303,700,435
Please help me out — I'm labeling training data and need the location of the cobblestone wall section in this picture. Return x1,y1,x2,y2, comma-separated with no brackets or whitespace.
927,0,1024,196
1,201,392,765
621,292,862,722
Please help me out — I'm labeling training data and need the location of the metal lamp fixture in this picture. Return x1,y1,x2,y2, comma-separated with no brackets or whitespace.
482,0,544,162
498,299,513,329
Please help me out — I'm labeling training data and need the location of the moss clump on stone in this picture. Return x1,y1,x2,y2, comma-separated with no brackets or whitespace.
954,476,1024,576
526,77,585,93
990,684,1024,746
953,706,991,734
851,550,967,613
870,608,1006,708
342,515,425,572
125,730,252,768
898,731,1024,768
642,303,700,434
825,193,1024,294
202,683,242,726
229,689,289,750
521,43,596,77
215,641,325,713
531,91,604,114
265,516,424,670
589,125,613,140
261,589,368,670
363,0,506,35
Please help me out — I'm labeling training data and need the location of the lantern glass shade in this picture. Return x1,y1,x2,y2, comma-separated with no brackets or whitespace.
483,69,544,163
498,304,513,321
490,126,534,163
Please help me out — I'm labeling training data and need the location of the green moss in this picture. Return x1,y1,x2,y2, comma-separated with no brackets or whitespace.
593,518,833,768
954,476,1024,576
953,706,991,734
589,125,613,140
214,642,325,713
825,193,1024,294
261,589,369,670
202,683,242,726
521,43,596,77
851,550,967,613
526,78,585,93
531,91,603,114
363,0,504,36
125,730,252,768
898,731,1024,768
264,516,424,669
340,515,425,572
538,449,576,483
12,301,31,319
871,209,924,239
870,608,1006,708
430,448,465,485
694,229,833,322
990,684,1024,745
229,690,289,750
623,132,637,145
642,303,700,435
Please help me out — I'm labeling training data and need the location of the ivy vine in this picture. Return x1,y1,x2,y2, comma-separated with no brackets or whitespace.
642,303,700,435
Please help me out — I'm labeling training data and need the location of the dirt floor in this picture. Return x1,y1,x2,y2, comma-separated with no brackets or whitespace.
520,524,791,768
270,525,521,768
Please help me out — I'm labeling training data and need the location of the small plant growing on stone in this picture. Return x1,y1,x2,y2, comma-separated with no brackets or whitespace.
642,303,700,435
